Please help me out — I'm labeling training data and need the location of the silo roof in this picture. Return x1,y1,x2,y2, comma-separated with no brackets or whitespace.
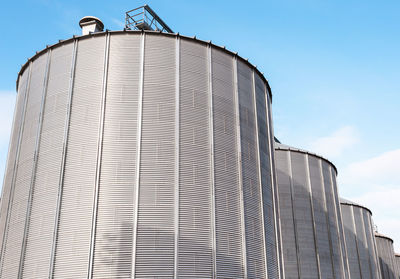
375,233,394,243
16,30,272,101
340,197,373,215
274,141,338,174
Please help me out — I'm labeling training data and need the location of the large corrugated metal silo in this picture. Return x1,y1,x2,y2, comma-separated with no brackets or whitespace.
395,254,400,279
274,142,349,279
0,23,282,279
340,198,381,279
375,233,399,279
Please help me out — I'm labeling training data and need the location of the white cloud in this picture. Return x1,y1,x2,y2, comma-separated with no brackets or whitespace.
308,125,359,158
344,149,400,185
351,187,400,251
339,149,400,252
111,18,125,29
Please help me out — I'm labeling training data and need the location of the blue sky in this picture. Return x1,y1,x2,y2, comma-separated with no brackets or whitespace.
1,0,399,250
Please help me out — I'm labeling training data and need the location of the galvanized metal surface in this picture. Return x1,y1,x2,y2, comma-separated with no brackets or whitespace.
375,234,398,279
340,198,381,279
275,146,348,279
0,31,280,278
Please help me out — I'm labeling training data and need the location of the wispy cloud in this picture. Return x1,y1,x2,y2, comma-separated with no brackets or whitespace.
339,149,400,251
308,125,359,158
111,18,125,29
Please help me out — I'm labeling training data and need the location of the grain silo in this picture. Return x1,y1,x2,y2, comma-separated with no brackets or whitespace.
375,233,398,279
0,6,282,279
340,198,381,279
274,142,349,279
395,254,400,279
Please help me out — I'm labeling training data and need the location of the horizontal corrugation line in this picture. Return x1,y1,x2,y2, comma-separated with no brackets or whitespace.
1,53,47,278
92,33,140,279
321,162,343,279
290,152,319,278
275,150,299,278
237,60,265,278
354,207,372,279
22,43,73,278
0,68,29,262
308,156,334,279
212,48,244,278
135,34,176,278
178,39,212,277
53,36,105,278
342,205,361,279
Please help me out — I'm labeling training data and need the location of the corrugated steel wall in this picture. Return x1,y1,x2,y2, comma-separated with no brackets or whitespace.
275,146,348,279
375,235,398,279
0,31,281,279
340,200,381,279
395,254,400,279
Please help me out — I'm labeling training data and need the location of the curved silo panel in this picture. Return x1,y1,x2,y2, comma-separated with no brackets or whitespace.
0,30,282,279
274,143,348,279
340,198,381,279
375,234,398,279
395,254,400,279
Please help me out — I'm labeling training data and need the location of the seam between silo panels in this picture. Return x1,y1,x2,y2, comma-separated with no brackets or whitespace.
251,70,268,278
351,206,364,278
18,50,52,279
330,167,350,279
305,153,322,279
88,32,110,279
233,56,248,279
207,44,217,279
265,87,283,279
0,61,32,277
287,151,301,278
369,215,381,278
318,159,336,279
359,207,374,278
48,39,78,278
132,32,145,279
173,36,180,279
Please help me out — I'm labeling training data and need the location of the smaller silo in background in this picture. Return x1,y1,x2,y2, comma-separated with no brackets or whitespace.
395,254,400,279
274,142,348,279
340,198,381,279
375,233,398,279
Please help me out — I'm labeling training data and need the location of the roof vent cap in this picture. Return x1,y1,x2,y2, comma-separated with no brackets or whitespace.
79,16,104,35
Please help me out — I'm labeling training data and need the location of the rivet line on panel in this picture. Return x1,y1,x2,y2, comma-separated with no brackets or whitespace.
48,38,78,278
0,61,32,277
132,32,146,278
329,166,350,278
351,206,364,278
173,36,180,279
287,151,301,278
207,44,217,279
18,49,52,279
305,154,322,279
251,70,268,278
318,159,337,279
265,85,283,279
359,206,374,278
329,165,349,279
233,57,248,279
88,31,110,279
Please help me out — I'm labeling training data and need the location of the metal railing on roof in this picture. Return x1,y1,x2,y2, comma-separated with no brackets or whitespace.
125,5,173,33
